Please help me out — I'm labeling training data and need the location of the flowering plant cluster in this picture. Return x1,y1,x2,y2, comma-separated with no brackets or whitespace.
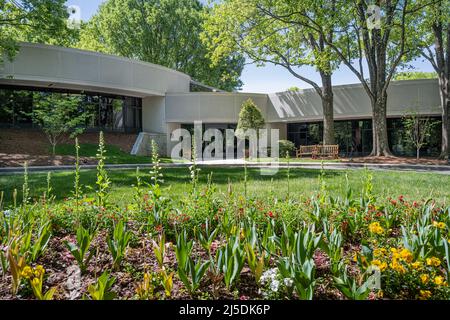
1,140,449,300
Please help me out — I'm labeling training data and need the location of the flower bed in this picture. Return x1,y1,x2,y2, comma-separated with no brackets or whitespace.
0,139,449,300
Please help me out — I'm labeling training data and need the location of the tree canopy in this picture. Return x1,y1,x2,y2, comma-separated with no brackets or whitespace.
0,0,72,63
394,71,438,80
236,99,265,136
77,0,244,92
202,0,340,144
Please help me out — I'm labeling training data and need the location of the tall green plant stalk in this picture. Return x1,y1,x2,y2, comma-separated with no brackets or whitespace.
150,140,164,189
286,151,291,200
133,167,143,213
243,160,248,199
74,138,82,224
189,137,200,195
95,132,110,209
22,162,29,206
46,172,52,200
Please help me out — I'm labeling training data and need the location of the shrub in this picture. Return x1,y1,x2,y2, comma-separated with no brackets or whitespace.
278,140,296,158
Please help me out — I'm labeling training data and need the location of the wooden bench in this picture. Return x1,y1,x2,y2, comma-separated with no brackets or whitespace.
296,145,339,159
296,145,318,158
316,145,339,159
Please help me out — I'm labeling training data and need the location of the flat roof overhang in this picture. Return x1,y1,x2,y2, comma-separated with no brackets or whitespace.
0,78,165,98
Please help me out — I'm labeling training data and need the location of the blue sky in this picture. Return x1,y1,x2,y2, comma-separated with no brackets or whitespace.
67,0,435,93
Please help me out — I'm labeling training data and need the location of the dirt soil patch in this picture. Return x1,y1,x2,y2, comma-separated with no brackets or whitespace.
0,153,97,167
0,129,139,167
0,129,138,155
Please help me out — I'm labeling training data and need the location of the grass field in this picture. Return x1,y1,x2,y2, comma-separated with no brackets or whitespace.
54,143,175,164
54,143,343,165
0,167,448,206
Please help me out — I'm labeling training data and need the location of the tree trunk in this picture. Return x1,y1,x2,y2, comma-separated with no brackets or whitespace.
417,147,420,160
370,92,392,156
321,72,335,145
439,23,449,160
439,76,449,159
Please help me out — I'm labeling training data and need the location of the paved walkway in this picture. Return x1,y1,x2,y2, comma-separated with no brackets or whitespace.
0,160,449,175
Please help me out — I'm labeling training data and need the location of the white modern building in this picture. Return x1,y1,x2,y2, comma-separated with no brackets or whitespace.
0,43,443,157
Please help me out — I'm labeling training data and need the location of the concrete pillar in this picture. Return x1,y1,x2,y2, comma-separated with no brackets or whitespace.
142,96,166,134
131,96,168,157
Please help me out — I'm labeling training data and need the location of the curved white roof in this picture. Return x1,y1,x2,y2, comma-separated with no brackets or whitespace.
0,42,191,97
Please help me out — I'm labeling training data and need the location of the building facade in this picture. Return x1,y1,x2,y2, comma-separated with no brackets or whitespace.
0,43,444,157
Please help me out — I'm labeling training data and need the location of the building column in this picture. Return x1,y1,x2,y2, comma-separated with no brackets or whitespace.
131,96,168,157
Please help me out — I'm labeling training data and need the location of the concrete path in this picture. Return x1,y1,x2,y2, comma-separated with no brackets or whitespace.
0,160,449,175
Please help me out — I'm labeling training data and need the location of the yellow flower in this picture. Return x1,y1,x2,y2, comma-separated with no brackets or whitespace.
411,261,422,270
34,265,45,278
21,266,33,279
369,222,384,235
432,221,446,229
31,277,40,287
399,248,413,263
434,276,445,286
390,259,406,273
420,274,429,284
373,248,387,257
371,259,387,272
419,290,432,300
426,257,441,267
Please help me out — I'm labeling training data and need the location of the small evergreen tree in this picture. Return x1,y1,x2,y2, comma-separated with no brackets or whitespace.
236,99,265,139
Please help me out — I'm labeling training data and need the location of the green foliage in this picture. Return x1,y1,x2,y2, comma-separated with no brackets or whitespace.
31,93,90,155
175,230,193,271
278,140,296,158
55,143,154,164
95,132,111,209
150,140,164,189
333,265,372,300
87,271,116,300
236,99,265,138
245,243,265,283
64,225,96,274
23,265,56,300
30,221,52,263
0,0,72,63
402,111,439,159
107,220,132,270
321,223,343,276
3,146,450,300
135,272,157,300
216,235,246,289
196,219,219,254
151,233,167,269
202,0,340,77
394,71,438,81
77,0,244,91
178,257,211,294
175,229,209,294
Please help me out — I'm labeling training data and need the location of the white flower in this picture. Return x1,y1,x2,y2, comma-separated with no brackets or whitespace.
3,210,11,218
260,268,278,285
270,279,280,292
284,278,294,287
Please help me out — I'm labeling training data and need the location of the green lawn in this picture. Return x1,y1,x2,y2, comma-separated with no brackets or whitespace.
0,167,448,207
54,143,173,164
